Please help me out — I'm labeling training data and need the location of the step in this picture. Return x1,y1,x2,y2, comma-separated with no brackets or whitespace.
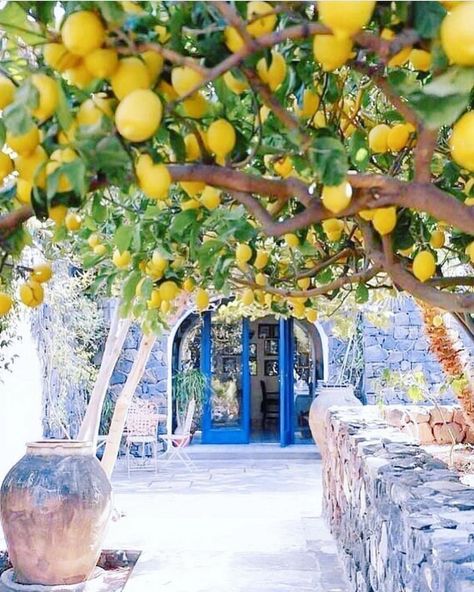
185,443,321,461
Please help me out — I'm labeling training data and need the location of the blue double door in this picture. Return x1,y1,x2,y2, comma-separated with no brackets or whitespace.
200,312,295,446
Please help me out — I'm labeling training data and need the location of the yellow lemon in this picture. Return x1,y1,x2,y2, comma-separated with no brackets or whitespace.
15,145,47,187
64,61,95,89
241,287,255,306
184,134,201,161
32,262,52,283
152,252,169,272
76,95,114,126
171,65,203,97
413,250,436,282
58,122,77,145
31,74,59,121
207,119,236,159
284,233,300,248
147,288,161,309
160,300,171,314
196,287,209,311
139,163,171,200
0,292,13,316
182,92,208,118
43,43,79,72
181,198,201,210
321,181,352,214
155,24,170,44
273,156,293,177
61,11,105,56
223,71,248,94
84,48,118,78
466,241,474,263
19,280,44,307
298,277,311,290
183,277,195,293
305,308,318,323
16,179,32,204
358,209,375,221
317,0,376,38
429,229,445,249
372,207,397,235
88,233,101,248
236,243,253,263
369,124,391,153
465,197,474,206
254,249,269,269
387,124,410,152
255,272,266,286
111,57,150,100
450,112,474,171
0,152,13,183
440,2,474,66
256,50,287,90
224,26,245,53
201,186,221,210
409,48,431,71
297,89,320,118
6,126,40,156
112,249,132,269
46,147,78,192
311,110,327,128
313,35,353,71
48,204,68,225
0,75,15,109
322,218,344,239
142,50,164,84
246,1,277,37
65,212,82,232
159,280,179,302
115,89,162,142
180,181,206,197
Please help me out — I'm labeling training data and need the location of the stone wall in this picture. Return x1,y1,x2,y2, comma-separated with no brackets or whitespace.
384,405,474,445
324,406,474,592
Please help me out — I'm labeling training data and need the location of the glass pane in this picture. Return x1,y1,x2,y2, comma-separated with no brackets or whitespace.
211,318,242,429
294,323,314,443
178,317,202,370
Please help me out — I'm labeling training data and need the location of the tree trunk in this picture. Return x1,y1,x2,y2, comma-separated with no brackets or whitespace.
420,302,474,431
101,334,156,479
78,304,131,446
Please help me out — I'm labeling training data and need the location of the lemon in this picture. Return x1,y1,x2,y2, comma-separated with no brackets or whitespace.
31,74,59,121
77,95,114,127
313,35,353,71
84,48,118,78
182,92,208,118
284,233,300,248
256,50,286,90
160,300,171,314
147,289,161,310
273,156,293,177
450,112,474,171
429,229,445,249
155,25,170,44
46,147,78,192
311,111,327,128
0,292,13,316
183,277,195,293
16,179,32,204
236,243,253,263
298,277,311,290
171,65,203,97
207,119,236,159
317,0,376,38
195,287,209,311
409,49,431,71
465,198,474,207
260,105,271,123
322,218,344,239
58,122,77,145
413,250,436,282
64,61,95,89
387,124,410,152
6,126,40,156
122,1,144,14
464,178,474,196
115,89,162,142
139,163,171,200
241,288,255,306
142,50,164,84
201,186,221,210
466,241,474,263
254,249,269,269
184,134,201,161
19,280,44,307
111,57,150,100
0,75,15,109
43,43,79,72
255,272,266,286
369,124,391,153
372,207,397,235
305,308,318,323
292,302,306,318
160,280,179,302
321,181,352,214
381,29,411,67
246,1,277,37
48,204,68,225
180,181,206,197
224,27,245,53
223,71,247,94
182,199,201,211
440,2,474,66
0,152,13,183
65,212,82,232
62,11,105,56
15,145,47,187
358,209,375,221
112,249,132,269
398,246,413,257
32,262,52,283
297,89,320,118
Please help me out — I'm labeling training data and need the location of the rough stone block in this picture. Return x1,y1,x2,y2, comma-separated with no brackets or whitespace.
416,422,435,444
394,326,409,339
395,312,410,326
407,407,431,424
365,345,389,363
431,407,455,424
385,407,409,427
432,421,464,444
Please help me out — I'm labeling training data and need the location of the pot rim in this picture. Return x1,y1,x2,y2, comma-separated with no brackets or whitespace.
27,440,93,448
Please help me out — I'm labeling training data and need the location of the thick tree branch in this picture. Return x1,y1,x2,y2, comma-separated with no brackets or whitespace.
414,126,438,182
0,206,33,238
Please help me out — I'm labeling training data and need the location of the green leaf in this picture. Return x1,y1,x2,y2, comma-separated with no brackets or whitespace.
0,119,6,147
197,239,225,274
114,225,134,252
414,1,446,39
61,159,87,196
407,92,469,128
316,268,333,284
122,270,141,303
0,2,46,43
91,194,107,223
56,82,73,132
95,135,131,173
348,130,369,172
423,67,474,97
3,103,34,135
169,210,198,241
311,136,348,185
355,283,369,304
169,129,186,162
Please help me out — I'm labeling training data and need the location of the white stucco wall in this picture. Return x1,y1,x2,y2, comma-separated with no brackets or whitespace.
0,318,43,481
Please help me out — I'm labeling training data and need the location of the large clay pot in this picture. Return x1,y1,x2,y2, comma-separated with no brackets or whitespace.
0,440,112,586
309,384,362,458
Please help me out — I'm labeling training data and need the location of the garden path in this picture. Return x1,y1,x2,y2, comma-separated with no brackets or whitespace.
106,455,348,592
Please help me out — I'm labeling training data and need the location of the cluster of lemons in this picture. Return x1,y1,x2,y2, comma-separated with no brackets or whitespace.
0,262,52,316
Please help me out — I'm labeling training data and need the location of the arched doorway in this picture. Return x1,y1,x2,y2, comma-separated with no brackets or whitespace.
170,303,327,446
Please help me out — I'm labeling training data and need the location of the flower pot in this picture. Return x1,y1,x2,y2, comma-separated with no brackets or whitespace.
0,440,112,586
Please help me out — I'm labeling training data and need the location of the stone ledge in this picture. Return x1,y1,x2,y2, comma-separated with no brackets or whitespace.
324,406,474,592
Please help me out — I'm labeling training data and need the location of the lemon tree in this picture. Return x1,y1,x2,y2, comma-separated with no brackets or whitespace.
0,0,472,334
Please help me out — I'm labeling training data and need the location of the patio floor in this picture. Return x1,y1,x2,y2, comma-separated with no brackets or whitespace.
105,453,348,592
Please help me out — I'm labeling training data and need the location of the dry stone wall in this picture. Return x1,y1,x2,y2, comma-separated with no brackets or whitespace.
324,406,474,592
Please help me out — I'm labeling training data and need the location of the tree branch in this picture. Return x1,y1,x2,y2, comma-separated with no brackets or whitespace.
0,206,34,238
414,126,438,182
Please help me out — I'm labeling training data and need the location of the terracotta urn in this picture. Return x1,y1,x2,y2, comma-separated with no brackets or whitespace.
0,440,112,586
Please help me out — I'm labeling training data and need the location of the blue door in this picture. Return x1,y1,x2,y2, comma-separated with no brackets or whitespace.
201,312,250,444
279,318,295,447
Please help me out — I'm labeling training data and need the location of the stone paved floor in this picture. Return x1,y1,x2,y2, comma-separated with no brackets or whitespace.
106,458,348,592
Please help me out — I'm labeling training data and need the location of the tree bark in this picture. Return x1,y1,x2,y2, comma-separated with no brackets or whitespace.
101,333,156,479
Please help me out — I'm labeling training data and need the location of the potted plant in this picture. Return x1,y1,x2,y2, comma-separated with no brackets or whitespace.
172,369,206,435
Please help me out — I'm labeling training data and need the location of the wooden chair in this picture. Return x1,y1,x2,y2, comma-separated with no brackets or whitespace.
124,399,161,478
160,398,196,470
260,380,279,429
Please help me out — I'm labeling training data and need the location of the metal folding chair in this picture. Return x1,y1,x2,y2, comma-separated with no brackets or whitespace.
124,399,161,478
